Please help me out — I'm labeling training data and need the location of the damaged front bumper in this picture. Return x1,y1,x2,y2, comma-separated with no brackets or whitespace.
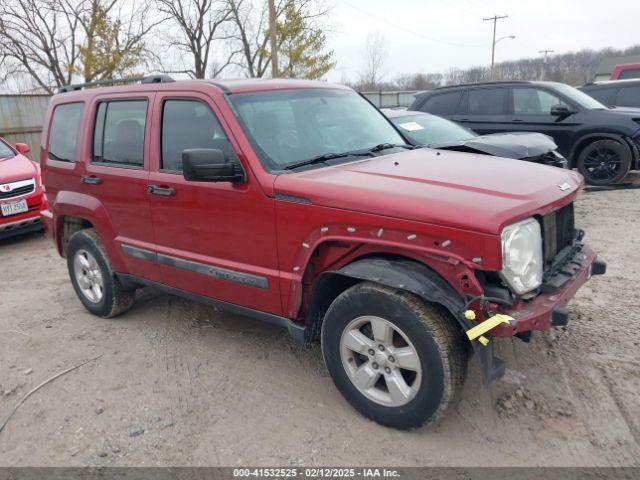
491,244,605,336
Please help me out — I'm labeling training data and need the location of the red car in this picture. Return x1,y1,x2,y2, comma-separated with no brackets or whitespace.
40,76,605,429
0,138,45,239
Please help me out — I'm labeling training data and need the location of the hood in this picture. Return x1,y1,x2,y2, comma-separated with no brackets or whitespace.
431,132,558,159
274,148,582,235
0,154,38,184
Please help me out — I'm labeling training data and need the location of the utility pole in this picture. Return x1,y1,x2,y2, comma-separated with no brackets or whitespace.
539,49,554,80
483,14,508,78
268,0,278,78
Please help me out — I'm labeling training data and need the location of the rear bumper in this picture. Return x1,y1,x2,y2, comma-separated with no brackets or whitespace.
492,244,604,336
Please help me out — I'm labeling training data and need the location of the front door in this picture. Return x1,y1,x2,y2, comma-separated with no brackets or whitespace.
509,86,579,156
82,93,161,281
147,92,281,315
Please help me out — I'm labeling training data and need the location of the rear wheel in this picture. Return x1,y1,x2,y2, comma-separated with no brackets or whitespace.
321,282,467,429
67,228,135,318
577,139,631,185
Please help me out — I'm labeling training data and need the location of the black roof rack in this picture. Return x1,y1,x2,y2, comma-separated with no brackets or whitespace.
430,80,539,91
58,74,175,93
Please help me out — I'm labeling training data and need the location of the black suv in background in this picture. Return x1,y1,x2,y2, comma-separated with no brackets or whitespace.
579,79,640,109
409,81,640,185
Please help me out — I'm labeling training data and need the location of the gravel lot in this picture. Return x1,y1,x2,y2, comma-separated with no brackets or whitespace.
1,174,639,467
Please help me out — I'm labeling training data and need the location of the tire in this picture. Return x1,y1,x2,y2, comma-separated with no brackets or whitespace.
66,228,135,318
577,139,631,185
321,282,467,429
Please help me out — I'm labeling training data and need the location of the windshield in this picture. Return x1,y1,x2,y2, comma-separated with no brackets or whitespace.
0,139,15,159
229,89,404,171
390,113,477,145
553,83,607,109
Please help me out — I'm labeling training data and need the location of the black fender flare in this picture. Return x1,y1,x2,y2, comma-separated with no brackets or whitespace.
306,257,505,385
569,133,636,168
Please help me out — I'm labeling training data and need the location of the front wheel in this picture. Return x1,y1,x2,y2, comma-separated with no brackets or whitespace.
577,139,631,185
321,282,467,429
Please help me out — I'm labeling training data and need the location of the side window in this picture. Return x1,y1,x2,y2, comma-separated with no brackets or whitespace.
616,86,640,107
423,91,462,115
93,100,147,167
512,88,567,115
49,103,84,162
468,88,506,115
618,69,640,80
161,99,234,172
583,87,617,106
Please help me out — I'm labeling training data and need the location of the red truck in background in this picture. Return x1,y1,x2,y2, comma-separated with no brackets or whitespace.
610,63,640,80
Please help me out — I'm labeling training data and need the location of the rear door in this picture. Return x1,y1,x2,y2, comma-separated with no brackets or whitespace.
458,87,510,134
147,91,281,315
81,93,161,281
508,86,578,155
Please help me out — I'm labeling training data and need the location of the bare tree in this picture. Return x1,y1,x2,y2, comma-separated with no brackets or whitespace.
0,0,81,92
227,0,271,77
227,0,331,78
156,0,237,78
358,32,387,90
0,0,160,93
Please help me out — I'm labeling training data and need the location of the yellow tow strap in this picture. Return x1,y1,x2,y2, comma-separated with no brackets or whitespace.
464,311,515,347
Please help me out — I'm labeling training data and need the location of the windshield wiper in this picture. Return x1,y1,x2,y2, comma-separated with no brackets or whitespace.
283,150,375,170
368,143,415,152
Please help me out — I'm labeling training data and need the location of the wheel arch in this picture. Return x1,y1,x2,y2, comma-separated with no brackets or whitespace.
304,255,506,385
52,191,123,269
569,132,636,168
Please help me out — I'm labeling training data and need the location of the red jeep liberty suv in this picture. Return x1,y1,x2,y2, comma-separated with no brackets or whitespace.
40,76,605,429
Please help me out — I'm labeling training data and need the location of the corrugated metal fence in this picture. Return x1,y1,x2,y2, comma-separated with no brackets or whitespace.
0,95,51,162
0,90,418,163
361,91,419,108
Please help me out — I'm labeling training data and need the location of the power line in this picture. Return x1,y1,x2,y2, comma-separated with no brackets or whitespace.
339,0,488,48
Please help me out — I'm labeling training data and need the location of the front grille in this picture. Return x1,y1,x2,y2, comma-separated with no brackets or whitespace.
541,203,576,266
0,178,35,199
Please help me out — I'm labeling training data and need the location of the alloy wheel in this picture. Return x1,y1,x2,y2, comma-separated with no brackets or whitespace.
340,315,422,407
73,249,104,303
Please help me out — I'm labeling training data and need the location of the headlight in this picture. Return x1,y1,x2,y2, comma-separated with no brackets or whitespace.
500,217,543,295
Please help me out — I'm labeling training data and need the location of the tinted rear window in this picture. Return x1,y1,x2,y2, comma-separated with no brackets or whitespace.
48,103,84,162
582,87,617,105
616,86,640,107
468,88,506,115
423,92,462,115
93,100,147,167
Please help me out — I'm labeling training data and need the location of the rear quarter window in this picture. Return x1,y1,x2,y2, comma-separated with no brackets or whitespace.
48,103,84,162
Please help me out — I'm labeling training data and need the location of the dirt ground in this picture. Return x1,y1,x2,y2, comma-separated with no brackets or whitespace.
1,174,639,467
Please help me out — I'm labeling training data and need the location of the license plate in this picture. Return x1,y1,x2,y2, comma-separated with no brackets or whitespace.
1,199,28,217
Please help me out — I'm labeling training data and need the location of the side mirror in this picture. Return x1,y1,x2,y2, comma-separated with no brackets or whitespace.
14,143,30,155
550,104,574,117
182,148,244,182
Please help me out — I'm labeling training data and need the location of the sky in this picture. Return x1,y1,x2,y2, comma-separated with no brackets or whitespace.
325,0,640,83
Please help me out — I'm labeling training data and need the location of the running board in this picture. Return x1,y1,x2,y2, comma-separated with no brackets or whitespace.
116,273,306,344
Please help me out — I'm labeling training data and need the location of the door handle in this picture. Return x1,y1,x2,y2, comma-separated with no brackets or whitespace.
513,119,524,122
147,185,176,196
81,175,102,185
